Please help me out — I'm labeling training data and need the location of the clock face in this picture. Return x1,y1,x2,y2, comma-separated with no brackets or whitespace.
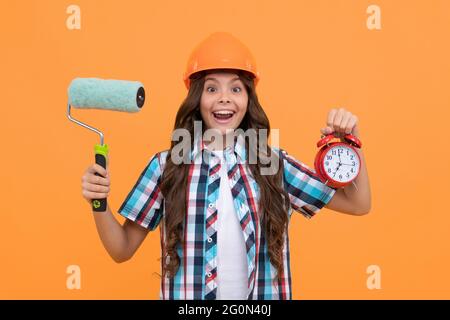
323,145,360,183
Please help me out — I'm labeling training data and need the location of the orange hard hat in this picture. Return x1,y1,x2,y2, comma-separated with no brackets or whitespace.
183,32,260,89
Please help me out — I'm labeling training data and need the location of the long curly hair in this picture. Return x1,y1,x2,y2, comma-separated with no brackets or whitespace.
159,68,290,280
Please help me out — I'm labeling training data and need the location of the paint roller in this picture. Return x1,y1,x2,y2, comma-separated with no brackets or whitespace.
67,78,145,212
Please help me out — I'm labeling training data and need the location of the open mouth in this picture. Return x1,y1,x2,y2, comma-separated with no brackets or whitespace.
212,110,235,123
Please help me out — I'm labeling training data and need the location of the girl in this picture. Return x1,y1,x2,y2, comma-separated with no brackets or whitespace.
81,32,371,300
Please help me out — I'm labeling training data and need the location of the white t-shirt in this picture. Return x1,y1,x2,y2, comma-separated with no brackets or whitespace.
213,150,249,300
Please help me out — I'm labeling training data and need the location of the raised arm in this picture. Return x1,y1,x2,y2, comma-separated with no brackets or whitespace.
321,108,372,215
82,164,150,262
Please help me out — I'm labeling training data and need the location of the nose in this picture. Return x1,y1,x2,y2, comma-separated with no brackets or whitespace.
218,96,231,104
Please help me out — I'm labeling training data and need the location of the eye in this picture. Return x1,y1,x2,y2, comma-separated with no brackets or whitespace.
206,86,216,93
232,87,242,93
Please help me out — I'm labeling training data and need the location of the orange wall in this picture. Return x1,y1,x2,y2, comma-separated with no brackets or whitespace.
1,0,449,299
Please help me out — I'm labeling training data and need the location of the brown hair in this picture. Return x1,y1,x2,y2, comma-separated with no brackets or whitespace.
159,69,290,280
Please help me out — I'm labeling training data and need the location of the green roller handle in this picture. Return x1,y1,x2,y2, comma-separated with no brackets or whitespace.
92,144,109,212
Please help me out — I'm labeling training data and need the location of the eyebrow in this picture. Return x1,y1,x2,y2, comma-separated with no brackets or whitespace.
205,77,241,84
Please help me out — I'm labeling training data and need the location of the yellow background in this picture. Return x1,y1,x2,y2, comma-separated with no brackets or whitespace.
1,0,449,299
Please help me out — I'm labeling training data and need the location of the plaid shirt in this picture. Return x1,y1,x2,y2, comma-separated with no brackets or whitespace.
118,135,336,300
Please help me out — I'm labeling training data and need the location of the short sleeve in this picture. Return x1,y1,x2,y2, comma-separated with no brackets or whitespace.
276,147,337,219
117,151,167,231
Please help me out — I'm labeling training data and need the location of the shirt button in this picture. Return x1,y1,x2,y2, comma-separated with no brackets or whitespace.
211,174,218,180
207,272,212,278
208,203,215,209
207,237,213,243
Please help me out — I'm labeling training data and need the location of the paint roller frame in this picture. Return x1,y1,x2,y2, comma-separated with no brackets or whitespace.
67,78,145,212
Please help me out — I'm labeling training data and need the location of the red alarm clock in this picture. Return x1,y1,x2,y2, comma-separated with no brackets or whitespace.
313,133,362,188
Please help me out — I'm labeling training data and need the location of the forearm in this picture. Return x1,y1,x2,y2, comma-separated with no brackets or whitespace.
342,146,371,214
92,205,130,263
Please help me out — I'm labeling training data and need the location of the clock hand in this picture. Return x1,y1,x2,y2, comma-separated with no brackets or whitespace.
332,163,342,178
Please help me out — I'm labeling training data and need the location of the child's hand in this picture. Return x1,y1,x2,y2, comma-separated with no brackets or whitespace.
320,108,360,139
81,164,111,205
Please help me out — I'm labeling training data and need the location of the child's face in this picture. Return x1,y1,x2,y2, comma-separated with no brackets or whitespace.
200,72,248,135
